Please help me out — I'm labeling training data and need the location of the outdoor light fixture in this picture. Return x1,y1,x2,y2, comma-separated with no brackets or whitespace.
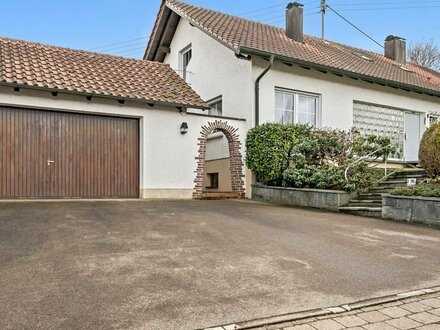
180,122,188,134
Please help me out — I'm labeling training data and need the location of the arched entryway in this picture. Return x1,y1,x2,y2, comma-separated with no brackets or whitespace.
193,120,245,198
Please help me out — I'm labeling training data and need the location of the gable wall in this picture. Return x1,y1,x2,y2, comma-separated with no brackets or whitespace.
163,18,253,124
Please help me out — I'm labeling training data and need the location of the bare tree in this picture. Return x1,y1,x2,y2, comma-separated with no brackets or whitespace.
408,39,440,71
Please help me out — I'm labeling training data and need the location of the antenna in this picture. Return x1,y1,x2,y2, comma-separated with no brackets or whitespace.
321,0,326,39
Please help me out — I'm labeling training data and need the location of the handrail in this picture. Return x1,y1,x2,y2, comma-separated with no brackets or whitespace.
344,144,393,183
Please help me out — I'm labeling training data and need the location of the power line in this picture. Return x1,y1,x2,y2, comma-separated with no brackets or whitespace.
328,5,440,12
325,4,384,48
89,36,148,51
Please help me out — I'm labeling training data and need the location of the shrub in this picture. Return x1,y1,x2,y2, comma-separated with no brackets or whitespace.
245,123,395,191
419,122,440,178
245,123,311,185
391,183,440,198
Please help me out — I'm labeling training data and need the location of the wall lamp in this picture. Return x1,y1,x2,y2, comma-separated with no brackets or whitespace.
180,122,188,134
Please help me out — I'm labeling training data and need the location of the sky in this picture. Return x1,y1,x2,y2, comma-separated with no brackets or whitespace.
0,0,439,59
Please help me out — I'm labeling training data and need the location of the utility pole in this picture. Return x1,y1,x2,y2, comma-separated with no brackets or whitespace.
321,0,326,39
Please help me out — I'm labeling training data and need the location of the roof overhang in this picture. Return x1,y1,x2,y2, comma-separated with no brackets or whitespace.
240,46,440,98
0,81,209,110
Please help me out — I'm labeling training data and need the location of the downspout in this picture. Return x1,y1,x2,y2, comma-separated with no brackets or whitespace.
254,55,275,126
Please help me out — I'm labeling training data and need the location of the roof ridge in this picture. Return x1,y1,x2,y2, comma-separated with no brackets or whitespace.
0,36,170,66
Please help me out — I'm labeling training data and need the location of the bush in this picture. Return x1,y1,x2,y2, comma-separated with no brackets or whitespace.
391,183,440,198
246,123,395,191
419,122,440,178
245,123,311,185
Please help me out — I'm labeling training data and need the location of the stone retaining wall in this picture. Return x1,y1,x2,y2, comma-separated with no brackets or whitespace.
252,184,352,209
382,194,440,227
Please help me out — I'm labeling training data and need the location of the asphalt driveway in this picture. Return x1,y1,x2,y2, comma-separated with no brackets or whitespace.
0,200,439,329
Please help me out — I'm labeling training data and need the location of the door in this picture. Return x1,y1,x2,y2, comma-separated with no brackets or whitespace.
0,106,139,198
404,113,421,162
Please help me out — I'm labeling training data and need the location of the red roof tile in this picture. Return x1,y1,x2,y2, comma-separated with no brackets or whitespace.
150,0,440,97
0,37,208,109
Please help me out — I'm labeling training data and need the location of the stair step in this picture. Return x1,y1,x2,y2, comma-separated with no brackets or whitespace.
338,207,382,218
358,193,383,201
201,192,239,199
349,200,383,207
369,187,397,192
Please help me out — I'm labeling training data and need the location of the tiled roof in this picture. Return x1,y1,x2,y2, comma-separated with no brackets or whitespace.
0,37,208,109
152,0,440,97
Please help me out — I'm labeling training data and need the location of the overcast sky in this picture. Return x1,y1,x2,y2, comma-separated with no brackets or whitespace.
1,0,439,58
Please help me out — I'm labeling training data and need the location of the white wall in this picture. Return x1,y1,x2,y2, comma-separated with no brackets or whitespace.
164,18,253,124
253,57,440,130
0,86,247,198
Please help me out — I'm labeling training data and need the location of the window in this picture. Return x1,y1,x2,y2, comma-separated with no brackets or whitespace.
180,46,192,81
207,173,219,189
209,97,222,116
275,89,318,127
428,113,440,127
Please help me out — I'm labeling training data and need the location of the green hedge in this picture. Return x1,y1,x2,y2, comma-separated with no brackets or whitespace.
391,184,440,198
419,122,440,178
245,123,395,191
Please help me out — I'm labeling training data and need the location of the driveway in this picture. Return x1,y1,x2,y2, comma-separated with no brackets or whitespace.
0,200,439,329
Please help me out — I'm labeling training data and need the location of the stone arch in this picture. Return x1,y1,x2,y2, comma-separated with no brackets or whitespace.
193,120,245,198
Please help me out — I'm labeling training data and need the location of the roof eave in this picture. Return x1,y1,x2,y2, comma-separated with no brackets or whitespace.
0,82,209,110
240,46,440,98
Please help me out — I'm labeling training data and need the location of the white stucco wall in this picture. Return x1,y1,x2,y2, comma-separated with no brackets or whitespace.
0,86,247,198
163,18,253,123
253,57,440,130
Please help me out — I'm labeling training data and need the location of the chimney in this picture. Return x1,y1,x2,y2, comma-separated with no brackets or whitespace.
384,35,406,64
286,2,304,42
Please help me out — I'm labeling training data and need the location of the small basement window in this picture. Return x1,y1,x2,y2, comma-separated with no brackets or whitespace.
206,173,219,189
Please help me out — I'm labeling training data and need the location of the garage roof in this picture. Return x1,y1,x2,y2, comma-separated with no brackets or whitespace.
0,37,208,109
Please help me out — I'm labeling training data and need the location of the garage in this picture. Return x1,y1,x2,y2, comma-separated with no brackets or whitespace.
0,106,139,198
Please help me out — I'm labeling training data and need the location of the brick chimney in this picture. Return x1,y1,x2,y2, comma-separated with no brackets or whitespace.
286,2,304,42
384,35,406,64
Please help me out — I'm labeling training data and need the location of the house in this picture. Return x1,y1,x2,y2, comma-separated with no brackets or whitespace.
0,37,246,199
145,0,440,192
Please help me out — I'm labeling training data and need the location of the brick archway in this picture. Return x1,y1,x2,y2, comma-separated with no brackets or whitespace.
193,120,245,198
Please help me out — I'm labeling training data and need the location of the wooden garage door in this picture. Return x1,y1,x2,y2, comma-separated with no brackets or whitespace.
0,106,139,198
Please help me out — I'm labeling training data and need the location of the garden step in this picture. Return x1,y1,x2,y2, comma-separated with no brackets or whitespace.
338,207,382,218
201,192,239,199
368,187,394,193
358,193,383,201
349,200,383,207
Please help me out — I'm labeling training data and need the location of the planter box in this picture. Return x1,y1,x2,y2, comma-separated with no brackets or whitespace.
252,184,352,209
382,194,440,227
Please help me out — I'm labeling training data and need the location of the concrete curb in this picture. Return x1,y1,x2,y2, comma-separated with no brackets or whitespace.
201,285,440,330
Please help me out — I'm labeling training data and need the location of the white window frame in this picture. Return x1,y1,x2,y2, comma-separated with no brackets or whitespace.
208,96,222,117
179,44,192,82
275,88,321,127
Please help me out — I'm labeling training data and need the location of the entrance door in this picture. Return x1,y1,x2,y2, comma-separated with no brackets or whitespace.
404,113,421,162
0,106,139,198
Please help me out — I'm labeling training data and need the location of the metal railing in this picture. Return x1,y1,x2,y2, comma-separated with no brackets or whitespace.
344,144,393,183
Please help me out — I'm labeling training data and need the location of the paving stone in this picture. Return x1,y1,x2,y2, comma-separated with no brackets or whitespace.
381,307,412,318
309,319,345,330
385,316,423,329
333,315,367,327
284,325,316,330
362,322,399,330
383,301,404,307
415,324,440,330
428,308,440,316
401,302,432,313
420,299,440,308
357,310,390,323
408,312,440,324
361,306,381,312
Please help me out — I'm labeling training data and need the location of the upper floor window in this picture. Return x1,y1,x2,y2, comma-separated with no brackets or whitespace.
209,97,222,116
180,45,192,82
275,89,319,127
